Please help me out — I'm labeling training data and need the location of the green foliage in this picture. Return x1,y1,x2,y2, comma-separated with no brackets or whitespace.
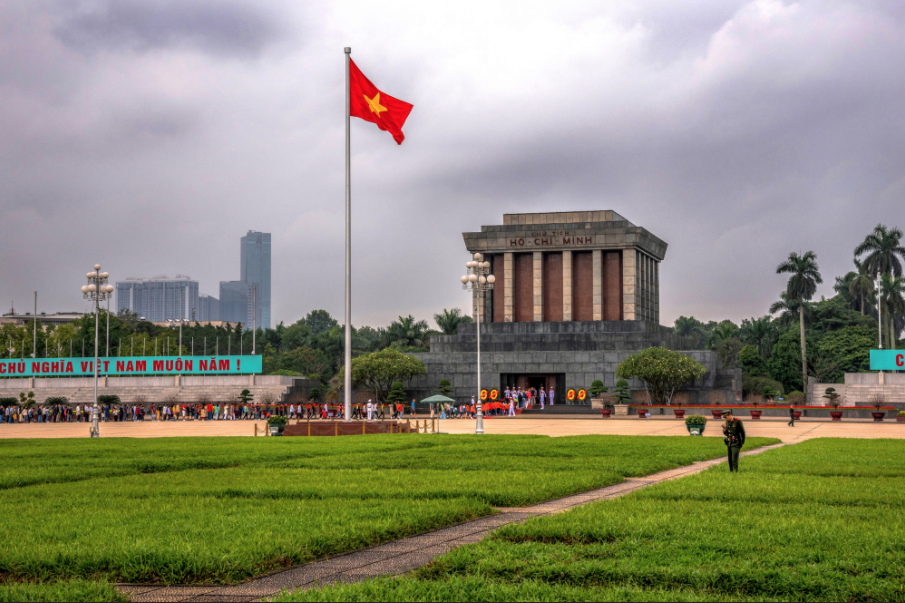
266,416,288,428
338,348,427,403
616,347,708,405
44,396,69,405
386,381,407,404
0,435,760,586
738,344,769,377
813,325,875,382
96,395,120,404
435,379,453,397
0,580,127,602
738,316,779,360
672,316,706,349
742,374,784,398
714,337,743,369
854,223,905,278
823,387,841,408
768,325,811,393
612,379,632,404
684,415,707,425
0,397,18,406
588,380,607,397
706,320,739,350
18,391,35,409
384,315,431,350
433,308,472,336
307,388,321,402
237,389,253,403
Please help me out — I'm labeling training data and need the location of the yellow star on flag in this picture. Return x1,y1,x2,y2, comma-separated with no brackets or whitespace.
364,92,387,118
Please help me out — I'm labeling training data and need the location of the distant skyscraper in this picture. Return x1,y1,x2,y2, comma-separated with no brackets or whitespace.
240,231,271,329
116,276,199,322
219,281,261,330
198,294,220,322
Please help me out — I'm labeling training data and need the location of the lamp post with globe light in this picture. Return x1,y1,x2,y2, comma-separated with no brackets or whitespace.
461,253,495,435
81,264,113,438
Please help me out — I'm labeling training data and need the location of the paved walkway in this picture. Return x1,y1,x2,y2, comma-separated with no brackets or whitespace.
2,416,901,443
118,442,786,602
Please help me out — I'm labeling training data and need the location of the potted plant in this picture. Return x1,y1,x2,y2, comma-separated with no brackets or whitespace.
710,409,724,420
612,379,632,416
267,415,287,436
868,394,886,422
898,411,905,423
685,415,707,436
824,387,843,421
673,408,686,419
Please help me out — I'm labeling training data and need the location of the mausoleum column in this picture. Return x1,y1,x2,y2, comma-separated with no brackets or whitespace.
533,251,543,322
622,249,636,320
504,252,514,322
562,250,572,321
592,250,602,321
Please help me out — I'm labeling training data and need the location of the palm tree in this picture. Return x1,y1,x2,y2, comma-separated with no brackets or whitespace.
434,308,473,335
847,259,874,316
769,292,811,327
776,251,822,392
739,316,776,360
880,274,905,350
854,224,905,278
384,315,430,348
706,321,739,350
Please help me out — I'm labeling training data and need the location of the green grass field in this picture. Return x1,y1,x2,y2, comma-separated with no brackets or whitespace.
277,439,905,602
0,433,771,601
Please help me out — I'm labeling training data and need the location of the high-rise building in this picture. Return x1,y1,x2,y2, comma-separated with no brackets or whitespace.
198,294,220,322
116,276,199,322
219,281,261,330
240,231,271,329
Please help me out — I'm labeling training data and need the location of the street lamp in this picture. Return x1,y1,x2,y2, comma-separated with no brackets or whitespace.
81,264,113,438
461,253,495,435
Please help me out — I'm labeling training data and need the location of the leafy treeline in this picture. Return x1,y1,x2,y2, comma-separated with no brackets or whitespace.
0,307,473,386
674,223,905,396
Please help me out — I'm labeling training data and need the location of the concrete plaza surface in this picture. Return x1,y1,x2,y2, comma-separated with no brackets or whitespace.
1,416,903,442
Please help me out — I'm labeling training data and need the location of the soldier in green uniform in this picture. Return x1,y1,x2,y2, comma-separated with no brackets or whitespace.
721,410,746,472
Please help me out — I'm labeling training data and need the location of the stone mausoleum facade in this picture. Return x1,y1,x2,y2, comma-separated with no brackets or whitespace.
409,211,739,408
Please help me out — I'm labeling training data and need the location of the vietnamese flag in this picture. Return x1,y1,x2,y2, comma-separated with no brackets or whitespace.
349,59,413,145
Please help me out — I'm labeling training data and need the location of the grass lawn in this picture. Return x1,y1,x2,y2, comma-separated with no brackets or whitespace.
0,433,775,601
277,438,905,602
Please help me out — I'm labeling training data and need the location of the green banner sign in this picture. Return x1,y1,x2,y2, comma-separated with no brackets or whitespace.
0,356,261,377
869,349,905,371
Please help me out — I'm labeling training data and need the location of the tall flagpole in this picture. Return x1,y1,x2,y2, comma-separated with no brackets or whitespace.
344,47,352,422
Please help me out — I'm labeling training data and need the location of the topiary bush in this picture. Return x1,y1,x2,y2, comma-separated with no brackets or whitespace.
436,379,454,397
97,395,120,404
613,379,632,404
589,380,608,397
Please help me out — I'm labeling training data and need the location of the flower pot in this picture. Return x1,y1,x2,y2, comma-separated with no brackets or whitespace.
269,425,282,436
637,409,649,418
872,412,885,422
711,409,723,420
793,411,802,420
829,411,843,421
897,415,905,423
686,423,706,436
600,409,612,418
673,409,686,419
749,410,762,420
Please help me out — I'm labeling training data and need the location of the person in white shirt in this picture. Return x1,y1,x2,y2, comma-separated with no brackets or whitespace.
366,400,374,421
539,387,546,409
549,388,555,405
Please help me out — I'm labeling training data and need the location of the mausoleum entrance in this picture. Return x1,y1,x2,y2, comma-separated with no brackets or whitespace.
500,373,565,400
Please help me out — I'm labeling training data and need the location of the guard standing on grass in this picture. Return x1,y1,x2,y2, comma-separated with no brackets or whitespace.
721,410,746,472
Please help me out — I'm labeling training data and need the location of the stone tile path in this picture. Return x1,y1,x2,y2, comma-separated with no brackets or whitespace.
119,442,786,602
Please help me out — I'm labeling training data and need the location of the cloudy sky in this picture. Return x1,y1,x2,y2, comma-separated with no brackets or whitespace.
1,0,904,329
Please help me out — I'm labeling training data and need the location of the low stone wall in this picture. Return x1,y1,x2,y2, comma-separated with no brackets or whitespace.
637,405,902,420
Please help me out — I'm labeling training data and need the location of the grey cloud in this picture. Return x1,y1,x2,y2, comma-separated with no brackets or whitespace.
54,0,284,58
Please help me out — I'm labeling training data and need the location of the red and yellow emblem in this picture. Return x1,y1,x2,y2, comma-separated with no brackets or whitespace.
480,389,489,401
566,389,576,401
490,389,499,400
577,389,587,402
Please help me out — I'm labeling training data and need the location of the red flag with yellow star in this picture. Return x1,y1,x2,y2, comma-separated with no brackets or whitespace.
349,59,413,145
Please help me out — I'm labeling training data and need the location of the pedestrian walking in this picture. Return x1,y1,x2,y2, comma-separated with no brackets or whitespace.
721,410,746,472
788,403,796,427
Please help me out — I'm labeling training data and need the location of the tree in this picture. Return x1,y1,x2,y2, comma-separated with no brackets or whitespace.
589,380,608,397
612,379,632,404
739,344,770,378
308,387,321,402
434,308,473,336
738,316,777,360
237,389,253,403
813,325,874,381
706,321,739,350
384,315,431,349
879,274,905,350
846,260,874,316
769,292,812,327
854,223,905,278
436,379,453,397
303,310,339,337
337,348,427,403
715,338,744,369
616,347,708,405
386,381,406,404
768,325,812,393
776,251,822,397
